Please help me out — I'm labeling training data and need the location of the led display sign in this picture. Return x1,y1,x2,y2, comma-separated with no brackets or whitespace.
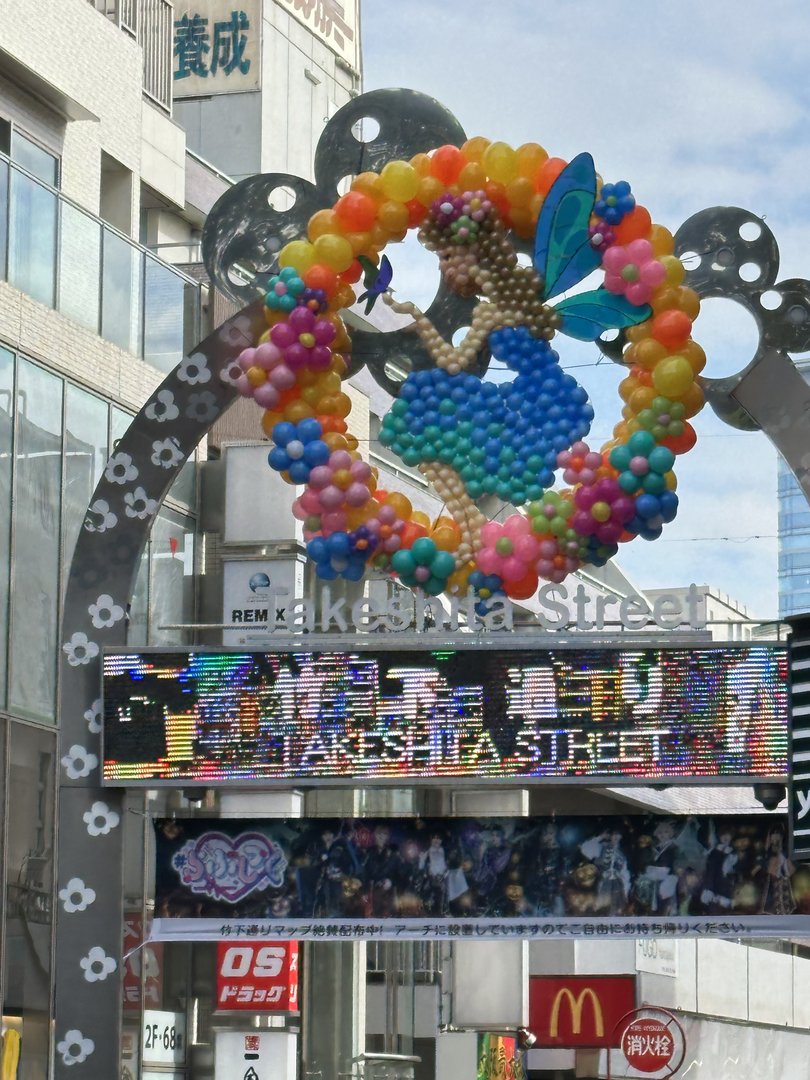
101,645,787,785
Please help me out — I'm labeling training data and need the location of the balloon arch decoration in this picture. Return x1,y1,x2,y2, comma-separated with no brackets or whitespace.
53,89,810,1076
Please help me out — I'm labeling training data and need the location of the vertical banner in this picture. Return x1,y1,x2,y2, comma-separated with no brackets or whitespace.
216,940,299,1011
789,615,810,859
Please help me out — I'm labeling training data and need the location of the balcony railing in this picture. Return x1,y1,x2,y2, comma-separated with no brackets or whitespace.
0,152,203,375
87,0,172,111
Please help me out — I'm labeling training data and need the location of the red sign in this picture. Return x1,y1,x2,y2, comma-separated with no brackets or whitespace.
621,1017,675,1072
216,941,299,1011
122,914,163,1010
529,976,636,1048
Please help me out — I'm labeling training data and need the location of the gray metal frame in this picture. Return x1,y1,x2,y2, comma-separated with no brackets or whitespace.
52,89,810,1075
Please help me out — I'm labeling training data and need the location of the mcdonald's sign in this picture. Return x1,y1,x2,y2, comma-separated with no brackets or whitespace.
529,976,636,1048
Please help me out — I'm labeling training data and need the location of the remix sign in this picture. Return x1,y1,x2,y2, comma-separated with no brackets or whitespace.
216,942,299,1011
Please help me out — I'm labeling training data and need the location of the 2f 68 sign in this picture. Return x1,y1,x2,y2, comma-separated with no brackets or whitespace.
216,941,299,1011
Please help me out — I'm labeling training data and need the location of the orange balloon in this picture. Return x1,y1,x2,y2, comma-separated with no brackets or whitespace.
662,421,698,455
377,199,409,233
339,259,364,285
399,521,427,547
405,199,428,228
304,263,338,296
416,175,446,207
351,172,385,200
460,136,490,162
409,152,432,177
307,209,341,242
504,570,539,601
651,309,693,349
458,161,487,190
284,400,315,423
649,223,675,257
335,191,378,232
430,145,464,184
627,338,667,370
535,157,567,195
613,206,653,244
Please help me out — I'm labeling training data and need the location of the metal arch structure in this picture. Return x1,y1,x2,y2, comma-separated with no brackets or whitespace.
51,89,810,1076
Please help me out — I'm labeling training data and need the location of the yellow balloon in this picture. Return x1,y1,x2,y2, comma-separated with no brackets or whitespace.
412,510,431,528
313,233,354,273
461,136,490,162
379,160,419,202
652,355,694,399
483,141,518,184
516,142,548,178
279,239,316,273
660,254,686,287
649,224,675,257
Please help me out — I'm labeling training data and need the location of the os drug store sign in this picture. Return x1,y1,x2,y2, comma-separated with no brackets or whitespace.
217,941,299,1011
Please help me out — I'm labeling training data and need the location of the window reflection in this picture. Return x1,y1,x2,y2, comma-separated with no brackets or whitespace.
59,203,101,333
101,228,143,355
8,170,56,307
63,384,108,573
144,256,186,373
0,347,12,707
9,360,63,722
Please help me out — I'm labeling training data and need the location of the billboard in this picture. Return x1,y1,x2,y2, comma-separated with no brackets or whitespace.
216,941,299,1011
173,1,262,99
151,814,810,940
528,976,636,1048
102,645,788,786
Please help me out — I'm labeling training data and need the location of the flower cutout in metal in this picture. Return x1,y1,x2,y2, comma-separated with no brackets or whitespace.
124,486,158,520
88,594,125,629
151,436,185,469
62,632,99,668
104,451,138,485
145,388,180,423
56,1030,95,1066
83,801,120,837
59,878,97,913
61,744,99,780
178,352,211,385
79,946,117,983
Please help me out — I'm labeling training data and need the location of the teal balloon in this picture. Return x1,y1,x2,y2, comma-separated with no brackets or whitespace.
424,576,446,595
627,430,656,456
648,445,676,473
642,473,666,495
618,471,640,494
609,445,632,471
467,480,484,498
402,448,422,467
391,550,416,575
411,537,437,563
431,550,456,578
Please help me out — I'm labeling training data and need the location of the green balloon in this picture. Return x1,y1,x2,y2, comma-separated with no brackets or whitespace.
431,550,456,578
411,537,437,564
391,549,415,575
642,473,666,495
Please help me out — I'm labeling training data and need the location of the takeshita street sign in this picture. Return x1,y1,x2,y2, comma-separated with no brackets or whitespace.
101,644,788,786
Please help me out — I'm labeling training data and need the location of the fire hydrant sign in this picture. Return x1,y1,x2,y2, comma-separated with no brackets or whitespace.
621,1017,675,1073
216,941,299,1011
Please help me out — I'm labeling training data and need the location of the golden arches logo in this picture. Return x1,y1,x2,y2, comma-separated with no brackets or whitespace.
549,987,604,1038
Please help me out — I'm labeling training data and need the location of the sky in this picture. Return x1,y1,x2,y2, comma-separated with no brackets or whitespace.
356,0,810,619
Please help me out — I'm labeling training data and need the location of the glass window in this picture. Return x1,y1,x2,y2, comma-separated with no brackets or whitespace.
143,257,186,373
0,157,8,281
9,360,63,722
0,347,12,709
10,132,58,187
58,202,101,333
3,721,55,1079
8,167,57,307
148,508,196,646
63,384,108,572
101,227,143,356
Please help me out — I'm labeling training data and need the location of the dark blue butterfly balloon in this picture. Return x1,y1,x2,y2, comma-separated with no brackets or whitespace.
357,254,393,314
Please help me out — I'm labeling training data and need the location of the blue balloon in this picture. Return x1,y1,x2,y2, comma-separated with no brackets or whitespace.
297,417,323,443
288,461,310,484
268,446,290,472
272,421,296,447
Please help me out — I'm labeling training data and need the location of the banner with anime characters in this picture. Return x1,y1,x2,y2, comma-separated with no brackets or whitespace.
151,815,810,941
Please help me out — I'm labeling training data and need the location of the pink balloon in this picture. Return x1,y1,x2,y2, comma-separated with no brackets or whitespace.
308,465,332,490
350,460,372,481
538,539,557,559
254,342,283,369
330,450,353,471
235,373,253,397
345,482,371,507
377,505,396,525
480,521,502,547
309,346,333,370
284,343,310,370
238,347,256,371
319,485,345,510
289,306,315,333
321,510,347,534
253,383,280,409
300,488,323,514
270,322,296,349
476,547,500,576
572,510,595,535
268,365,296,390
501,556,527,582
515,535,540,562
292,498,310,521
313,320,337,345
596,521,622,544
503,514,529,540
